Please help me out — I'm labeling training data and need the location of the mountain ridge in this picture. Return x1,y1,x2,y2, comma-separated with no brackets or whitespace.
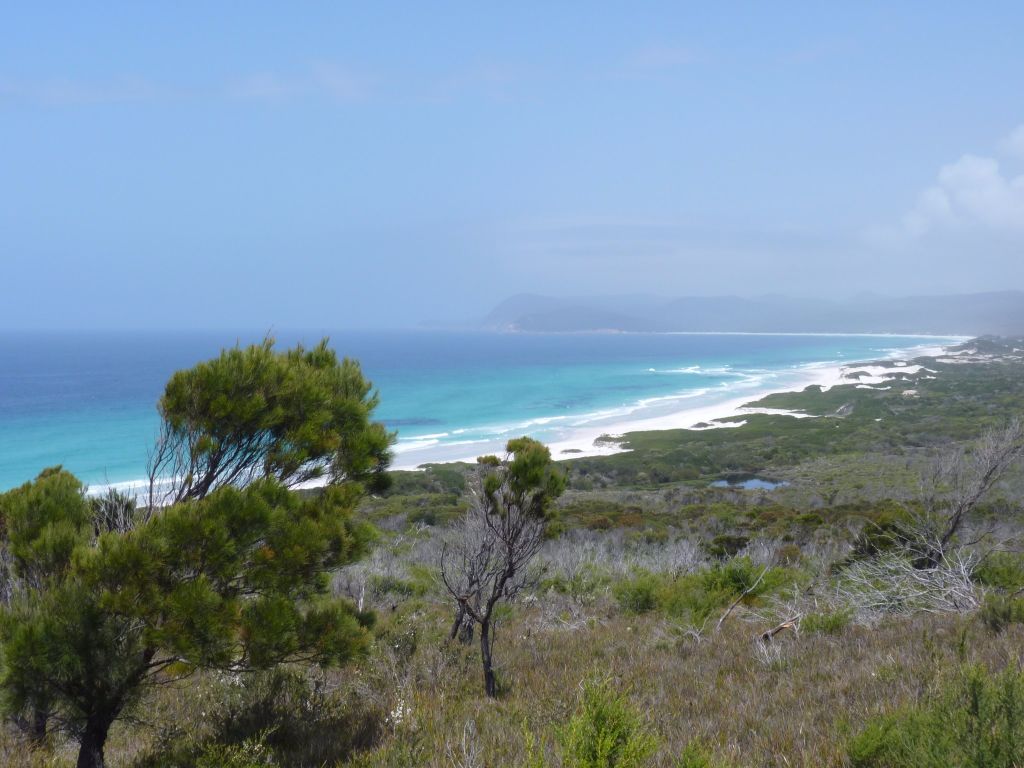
479,291,1024,336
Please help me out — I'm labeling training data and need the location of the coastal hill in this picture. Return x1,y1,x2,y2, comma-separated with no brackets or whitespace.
481,290,1024,335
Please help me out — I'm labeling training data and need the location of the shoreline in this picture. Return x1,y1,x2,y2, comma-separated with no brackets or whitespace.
388,339,959,470
89,337,962,496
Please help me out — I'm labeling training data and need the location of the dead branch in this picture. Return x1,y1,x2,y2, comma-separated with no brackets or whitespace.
716,565,769,632
760,615,802,642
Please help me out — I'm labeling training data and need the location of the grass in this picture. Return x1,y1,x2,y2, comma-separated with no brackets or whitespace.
6,528,1020,768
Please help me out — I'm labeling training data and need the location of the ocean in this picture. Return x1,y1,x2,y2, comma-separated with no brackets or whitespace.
0,330,959,492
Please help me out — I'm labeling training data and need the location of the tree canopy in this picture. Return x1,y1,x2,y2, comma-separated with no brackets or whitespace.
0,466,91,590
149,337,393,505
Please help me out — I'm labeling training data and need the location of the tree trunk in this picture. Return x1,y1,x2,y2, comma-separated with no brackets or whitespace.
30,706,47,745
449,604,465,641
449,605,476,645
458,615,475,645
76,717,111,768
480,619,496,698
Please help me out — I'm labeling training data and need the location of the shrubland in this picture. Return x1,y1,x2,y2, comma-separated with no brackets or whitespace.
1,337,1024,766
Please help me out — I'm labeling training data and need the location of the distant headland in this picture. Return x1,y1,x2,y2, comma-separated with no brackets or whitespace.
478,290,1024,336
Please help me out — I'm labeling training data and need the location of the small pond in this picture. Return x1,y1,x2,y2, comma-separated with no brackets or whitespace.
710,476,788,491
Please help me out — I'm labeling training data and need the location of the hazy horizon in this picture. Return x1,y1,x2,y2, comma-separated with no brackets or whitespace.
3,4,1024,330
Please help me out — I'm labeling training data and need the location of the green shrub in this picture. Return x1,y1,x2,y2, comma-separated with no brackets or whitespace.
196,732,276,768
706,534,748,559
544,564,611,604
559,677,658,768
384,466,466,496
975,552,1024,591
658,576,732,625
979,593,1024,633
613,558,799,624
406,506,440,526
700,557,778,595
849,502,913,559
801,608,853,635
613,572,661,614
362,491,465,528
676,741,735,767
369,574,423,597
848,664,1024,767
848,707,951,767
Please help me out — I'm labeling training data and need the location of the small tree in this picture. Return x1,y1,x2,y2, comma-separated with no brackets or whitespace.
441,437,565,697
559,677,657,768
148,337,393,506
0,477,374,768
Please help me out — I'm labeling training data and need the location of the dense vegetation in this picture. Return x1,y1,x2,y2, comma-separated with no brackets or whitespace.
2,337,1024,766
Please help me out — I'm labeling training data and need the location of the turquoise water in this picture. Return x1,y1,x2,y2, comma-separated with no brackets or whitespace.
0,331,957,491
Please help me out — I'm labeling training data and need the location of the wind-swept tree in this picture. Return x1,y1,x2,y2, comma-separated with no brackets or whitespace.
441,437,565,697
148,337,393,506
0,338,389,768
0,478,373,768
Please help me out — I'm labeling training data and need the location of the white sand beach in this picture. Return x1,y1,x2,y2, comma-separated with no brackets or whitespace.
390,341,955,470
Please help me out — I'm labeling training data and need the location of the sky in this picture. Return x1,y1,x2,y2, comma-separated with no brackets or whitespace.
2,2,1023,330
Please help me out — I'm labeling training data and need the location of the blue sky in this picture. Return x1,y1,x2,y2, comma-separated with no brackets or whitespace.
2,3,1023,329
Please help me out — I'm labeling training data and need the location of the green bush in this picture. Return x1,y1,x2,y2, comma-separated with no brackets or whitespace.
979,593,1024,633
543,564,611,604
369,569,434,599
848,664,1024,767
706,534,748,559
613,572,661,614
384,466,466,496
800,608,853,635
612,558,799,624
361,491,465,528
559,677,658,768
196,733,275,768
848,502,913,559
675,741,735,768
975,552,1024,591
848,707,951,767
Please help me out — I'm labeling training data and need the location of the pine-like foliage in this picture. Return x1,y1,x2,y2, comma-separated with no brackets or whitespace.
559,677,657,768
150,337,393,505
0,474,373,768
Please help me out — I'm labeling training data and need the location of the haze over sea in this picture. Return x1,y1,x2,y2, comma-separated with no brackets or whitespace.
0,331,959,492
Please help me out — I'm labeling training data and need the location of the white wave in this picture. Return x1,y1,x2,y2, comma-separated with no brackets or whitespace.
392,438,442,453
648,364,737,376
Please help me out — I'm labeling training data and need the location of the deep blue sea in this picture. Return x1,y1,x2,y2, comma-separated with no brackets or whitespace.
0,331,958,492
